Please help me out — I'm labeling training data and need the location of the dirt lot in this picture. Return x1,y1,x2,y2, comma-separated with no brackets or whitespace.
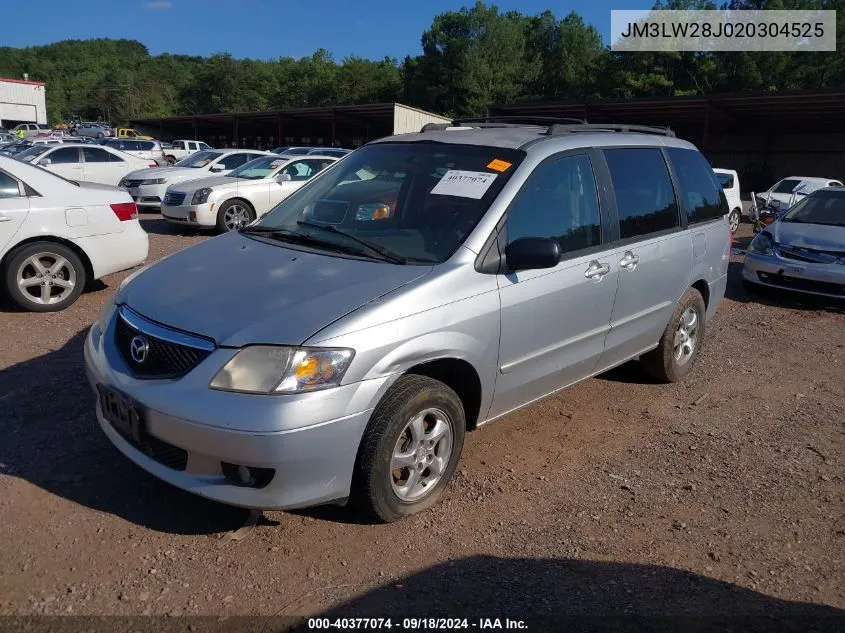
1,214,843,626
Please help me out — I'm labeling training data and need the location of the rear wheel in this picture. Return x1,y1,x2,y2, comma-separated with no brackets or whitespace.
3,242,86,312
165,155,176,165
352,375,466,522
640,288,706,383
729,208,741,233
216,200,255,233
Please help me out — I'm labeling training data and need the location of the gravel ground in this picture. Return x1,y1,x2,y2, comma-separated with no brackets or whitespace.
0,214,843,626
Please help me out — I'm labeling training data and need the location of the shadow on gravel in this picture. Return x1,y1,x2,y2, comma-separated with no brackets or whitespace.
299,555,845,632
0,329,249,535
138,215,195,236
725,261,844,313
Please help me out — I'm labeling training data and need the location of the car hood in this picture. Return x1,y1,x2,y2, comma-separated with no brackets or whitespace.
125,166,210,182
772,221,845,253
169,174,237,194
119,231,432,346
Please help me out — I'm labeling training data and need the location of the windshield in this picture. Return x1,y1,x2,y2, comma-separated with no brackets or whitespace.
247,142,525,264
771,179,802,194
716,173,734,189
781,190,845,227
176,150,222,168
16,145,52,162
229,155,288,180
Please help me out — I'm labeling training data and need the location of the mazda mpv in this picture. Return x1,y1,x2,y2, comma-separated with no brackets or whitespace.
85,120,730,522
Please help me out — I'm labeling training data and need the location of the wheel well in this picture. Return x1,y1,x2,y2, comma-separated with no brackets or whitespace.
406,358,483,431
1,236,94,285
691,279,710,309
223,197,255,213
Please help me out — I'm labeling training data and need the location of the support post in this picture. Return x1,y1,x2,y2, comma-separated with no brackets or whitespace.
233,116,239,148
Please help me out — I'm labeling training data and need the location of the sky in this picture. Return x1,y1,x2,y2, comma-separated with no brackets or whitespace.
2,0,647,61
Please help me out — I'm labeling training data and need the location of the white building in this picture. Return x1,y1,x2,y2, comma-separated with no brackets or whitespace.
0,77,48,128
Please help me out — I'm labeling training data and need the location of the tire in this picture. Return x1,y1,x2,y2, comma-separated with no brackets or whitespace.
3,241,86,312
96,132,104,139
729,208,741,233
352,375,466,523
216,199,255,233
166,155,176,165
640,287,706,383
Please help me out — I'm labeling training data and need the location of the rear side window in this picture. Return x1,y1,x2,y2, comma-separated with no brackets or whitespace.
173,141,185,149
49,147,81,164
667,148,727,225
138,141,154,150
603,148,679,240
83,147,112,163
716,173,734,189
218,153,252,169
506,153,602,256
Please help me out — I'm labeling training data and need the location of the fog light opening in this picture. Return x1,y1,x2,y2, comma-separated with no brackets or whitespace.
188,211,197,222
221,462,275,488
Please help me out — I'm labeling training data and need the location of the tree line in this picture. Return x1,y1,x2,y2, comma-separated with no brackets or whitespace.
0,0,842,125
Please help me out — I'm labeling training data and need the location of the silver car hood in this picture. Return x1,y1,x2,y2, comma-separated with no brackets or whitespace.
125,166,210,181
772,221,845,253
169,174,236,194
119,232,432,347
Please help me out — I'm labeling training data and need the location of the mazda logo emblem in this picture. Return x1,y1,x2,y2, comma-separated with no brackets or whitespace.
130,335,150,364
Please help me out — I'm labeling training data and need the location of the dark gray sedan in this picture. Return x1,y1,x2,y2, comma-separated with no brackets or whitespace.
743,188,845,299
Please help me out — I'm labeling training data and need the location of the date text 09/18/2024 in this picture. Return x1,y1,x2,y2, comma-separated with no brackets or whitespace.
307,618,528,630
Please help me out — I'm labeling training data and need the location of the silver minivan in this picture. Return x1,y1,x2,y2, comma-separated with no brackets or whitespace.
84,121,730,522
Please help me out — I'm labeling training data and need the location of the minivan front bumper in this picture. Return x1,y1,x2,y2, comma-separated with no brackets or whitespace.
83,317,391,510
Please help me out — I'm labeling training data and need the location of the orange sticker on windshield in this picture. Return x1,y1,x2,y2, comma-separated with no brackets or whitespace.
487,159,512,172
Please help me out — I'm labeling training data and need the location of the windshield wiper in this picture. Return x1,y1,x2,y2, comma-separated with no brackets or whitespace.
240,225,402,262
296,220,406,264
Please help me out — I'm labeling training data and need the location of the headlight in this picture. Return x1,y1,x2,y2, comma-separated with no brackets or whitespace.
192,187,213,205
747,231,773,255
209,346,354,394
96,292,118,333
141,178,166,185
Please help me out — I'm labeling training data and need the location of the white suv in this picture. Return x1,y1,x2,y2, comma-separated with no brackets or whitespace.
713,168,742,233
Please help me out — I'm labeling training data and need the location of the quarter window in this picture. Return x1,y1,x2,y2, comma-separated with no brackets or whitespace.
603,148,679,240
667,148,727,224
506,153,602,256
0,171,20,198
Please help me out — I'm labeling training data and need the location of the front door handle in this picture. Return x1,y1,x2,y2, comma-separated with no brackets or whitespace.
0,215,13,222
584,260,611,280
619,251,640,270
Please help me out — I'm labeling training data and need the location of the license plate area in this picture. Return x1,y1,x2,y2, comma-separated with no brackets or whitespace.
786,265,805,275
98,384,145,443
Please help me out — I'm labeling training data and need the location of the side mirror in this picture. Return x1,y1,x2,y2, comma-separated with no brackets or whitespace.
505,237,561,272
41,157,51,165
210,164,224,172
275,173,292,183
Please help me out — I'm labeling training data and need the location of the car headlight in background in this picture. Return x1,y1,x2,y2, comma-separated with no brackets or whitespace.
141,178,167,185
747,231,774,256
355,202,393,222
209,346,354,394
192,187,213,205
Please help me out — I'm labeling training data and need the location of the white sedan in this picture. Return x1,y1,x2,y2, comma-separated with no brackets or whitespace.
120,149,270,210
160,154,338,232
0,156,148,312
14,143,157,187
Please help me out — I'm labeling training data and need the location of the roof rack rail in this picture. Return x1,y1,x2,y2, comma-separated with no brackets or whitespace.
453,116,588,126
547,123,675,137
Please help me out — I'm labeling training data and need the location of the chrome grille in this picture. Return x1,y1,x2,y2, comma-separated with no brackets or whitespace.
777,244,845,265
114,307,215,379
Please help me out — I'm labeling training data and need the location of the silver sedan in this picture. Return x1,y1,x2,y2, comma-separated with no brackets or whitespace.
743,187,845,299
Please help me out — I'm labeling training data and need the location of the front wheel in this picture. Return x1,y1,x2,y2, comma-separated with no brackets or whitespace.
729,208,741,233
96,132,104,138
352,375,466,522
640,287,706,383
216,199,255,233
3,242,86,312
165,155,176,165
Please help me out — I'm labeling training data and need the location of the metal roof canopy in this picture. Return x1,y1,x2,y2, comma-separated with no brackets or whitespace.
488,90,845,139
